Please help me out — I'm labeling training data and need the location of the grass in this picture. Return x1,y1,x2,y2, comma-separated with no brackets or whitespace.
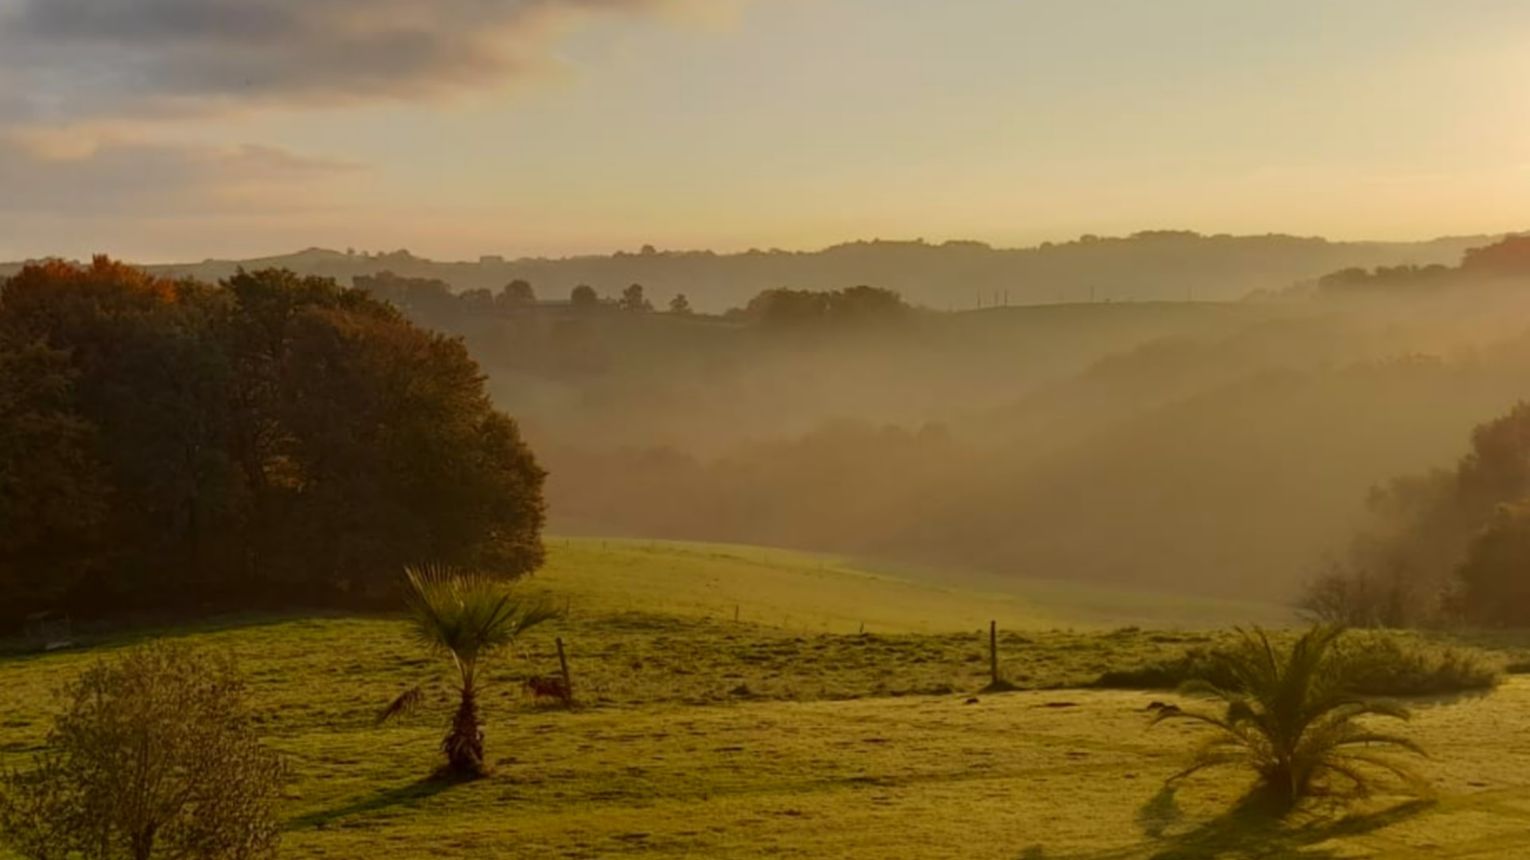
4,538,1530,858
536,537,1295,632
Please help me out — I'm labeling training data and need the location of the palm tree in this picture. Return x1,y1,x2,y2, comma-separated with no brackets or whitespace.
1154,625,1426,810
383,566,559,777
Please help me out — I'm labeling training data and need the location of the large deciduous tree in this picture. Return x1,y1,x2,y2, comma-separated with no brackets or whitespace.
0,337,106,618
0,259,545,625
1454,502,1530,626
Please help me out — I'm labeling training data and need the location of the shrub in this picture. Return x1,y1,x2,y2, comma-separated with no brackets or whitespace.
1297,565,1428,628
0,643,287,860
1335,631,1502,697
1097,630,1500,698
1094,646,1235,691
1154,626,1426,809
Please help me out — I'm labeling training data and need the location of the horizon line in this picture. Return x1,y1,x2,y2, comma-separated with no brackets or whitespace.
5,225,1526,270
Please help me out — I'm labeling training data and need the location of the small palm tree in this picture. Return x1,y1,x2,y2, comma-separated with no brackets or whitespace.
383,565,559,777
1154,625,1426,809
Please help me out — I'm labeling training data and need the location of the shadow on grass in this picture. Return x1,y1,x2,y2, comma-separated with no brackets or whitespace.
287,773,470,830
1402,686,1499,709
1017,786,1433,860
1142,786,1433,859
0,609,395,662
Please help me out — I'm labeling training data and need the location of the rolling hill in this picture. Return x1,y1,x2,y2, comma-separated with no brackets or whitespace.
1,230,1502,312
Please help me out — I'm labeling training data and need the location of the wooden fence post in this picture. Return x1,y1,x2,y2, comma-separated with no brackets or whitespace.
555,636,574,708
989,620,999,687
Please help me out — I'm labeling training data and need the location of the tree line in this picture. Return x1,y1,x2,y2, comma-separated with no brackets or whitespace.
0,258,545,628
351,269,910,331
1304,399,1530,626
103,231,1498,311
1311,234,1530,295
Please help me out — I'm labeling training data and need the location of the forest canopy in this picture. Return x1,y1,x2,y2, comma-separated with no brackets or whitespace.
0,258,545,628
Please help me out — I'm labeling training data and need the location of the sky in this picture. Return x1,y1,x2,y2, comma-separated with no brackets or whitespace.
1,0,1528,262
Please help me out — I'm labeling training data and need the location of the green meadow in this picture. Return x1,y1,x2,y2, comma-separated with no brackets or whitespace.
533,538,1295,633
4,539,1529,859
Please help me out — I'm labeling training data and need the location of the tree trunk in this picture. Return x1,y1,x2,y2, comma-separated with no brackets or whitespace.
443,682,485,776
132,824,156,860
1264,760,1300,812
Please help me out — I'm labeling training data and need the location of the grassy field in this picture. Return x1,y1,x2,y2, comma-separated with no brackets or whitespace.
3,539,1530,858
535,537,1295,632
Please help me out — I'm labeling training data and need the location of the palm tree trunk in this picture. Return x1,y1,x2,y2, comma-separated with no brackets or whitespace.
444,680,485,776
1265,759,1300,812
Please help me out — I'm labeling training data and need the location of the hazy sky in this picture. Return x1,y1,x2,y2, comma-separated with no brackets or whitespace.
2,0,1528,262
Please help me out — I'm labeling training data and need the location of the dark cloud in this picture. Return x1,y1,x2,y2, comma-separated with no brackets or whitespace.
0,137,361,216
0,0,668,120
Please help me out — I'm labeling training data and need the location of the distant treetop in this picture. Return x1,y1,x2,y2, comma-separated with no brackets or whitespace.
734,284,910,326
1310,235,1530,295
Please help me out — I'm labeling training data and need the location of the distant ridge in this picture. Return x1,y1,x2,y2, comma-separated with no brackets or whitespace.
2,230,1512,312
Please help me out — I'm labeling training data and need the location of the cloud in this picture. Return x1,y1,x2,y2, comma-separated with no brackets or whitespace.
0,0,737,258
0,135,363,216
0,0,679,122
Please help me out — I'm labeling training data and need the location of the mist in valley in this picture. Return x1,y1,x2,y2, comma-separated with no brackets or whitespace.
316,236,1530,607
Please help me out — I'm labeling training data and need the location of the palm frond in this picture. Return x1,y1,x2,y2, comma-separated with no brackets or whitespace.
1340,699,1412,721
1167,750,1248,782
1328,749,1431,794
1153,707,1233,731
1318,758,1384,796
403,565,563,672
376,685,424,725
1332,731,1429,758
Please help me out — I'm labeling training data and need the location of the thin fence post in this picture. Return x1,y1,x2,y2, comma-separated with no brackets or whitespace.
989,620,999,687
555,636,574,708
